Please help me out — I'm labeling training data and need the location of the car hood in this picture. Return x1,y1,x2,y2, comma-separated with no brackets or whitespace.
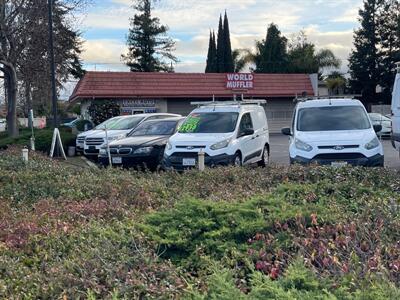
169,132,233,145
296,130,376,144
109,135,169,147
84,129,129,139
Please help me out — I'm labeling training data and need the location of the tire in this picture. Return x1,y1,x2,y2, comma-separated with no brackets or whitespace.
258,145,269,167
233,152,242,167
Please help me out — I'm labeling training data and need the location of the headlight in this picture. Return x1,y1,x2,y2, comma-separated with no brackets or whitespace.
295,138,313,152
134,147,153,154
166,141,172,150
365,137,380,150
99,148,107,155
210,138,231,150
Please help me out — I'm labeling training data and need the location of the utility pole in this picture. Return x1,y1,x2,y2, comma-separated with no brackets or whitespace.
48,0,58,127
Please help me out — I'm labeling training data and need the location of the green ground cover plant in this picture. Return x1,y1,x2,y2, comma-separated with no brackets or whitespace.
0,148,399,299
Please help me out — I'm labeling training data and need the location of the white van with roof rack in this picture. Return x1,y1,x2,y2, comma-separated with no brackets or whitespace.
391,62,400,152
282,97,384,167
163,100,270,170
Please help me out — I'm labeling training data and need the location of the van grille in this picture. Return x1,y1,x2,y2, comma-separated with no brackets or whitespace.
318,145,359,150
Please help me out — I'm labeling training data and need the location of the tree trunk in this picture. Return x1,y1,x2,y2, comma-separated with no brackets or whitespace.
24,80,32,117
1,61,18,137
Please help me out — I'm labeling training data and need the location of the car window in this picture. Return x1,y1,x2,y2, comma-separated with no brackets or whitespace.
238,113,254,134
130,120,178,136
108,116,145,130
297,106,371,131
178,112,239,133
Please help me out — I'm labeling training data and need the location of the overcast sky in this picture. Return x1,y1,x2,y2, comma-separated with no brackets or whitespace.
78,0,362,74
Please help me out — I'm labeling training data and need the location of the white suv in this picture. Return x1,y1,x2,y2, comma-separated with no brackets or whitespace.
282,98,384,167
78,113,180,157
163,101,269,170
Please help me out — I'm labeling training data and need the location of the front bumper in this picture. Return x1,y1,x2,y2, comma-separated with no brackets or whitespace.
290,153,384,167
98,153,161,169
162,152,235,170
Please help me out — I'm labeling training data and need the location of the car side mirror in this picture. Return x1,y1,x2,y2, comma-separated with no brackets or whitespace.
281,127,292,136
373,124,382,133
240,128,254,137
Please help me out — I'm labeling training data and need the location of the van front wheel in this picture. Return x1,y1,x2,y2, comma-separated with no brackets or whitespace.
233,153,242,167
258,145,269,167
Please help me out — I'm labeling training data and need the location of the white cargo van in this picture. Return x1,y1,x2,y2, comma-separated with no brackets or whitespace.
282,97,384,167
163,100,269,170
391,62,400,151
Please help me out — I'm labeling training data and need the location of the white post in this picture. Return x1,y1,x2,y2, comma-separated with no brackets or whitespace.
198,148,205,171
104,126,112,167
22,147,29,162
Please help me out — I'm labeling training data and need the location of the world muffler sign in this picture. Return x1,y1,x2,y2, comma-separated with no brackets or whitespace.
226,73,254,90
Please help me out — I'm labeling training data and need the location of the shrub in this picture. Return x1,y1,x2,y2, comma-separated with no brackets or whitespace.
0,128,76,153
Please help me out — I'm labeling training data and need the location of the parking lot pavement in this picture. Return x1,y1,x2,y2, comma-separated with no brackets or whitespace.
270,134,400,170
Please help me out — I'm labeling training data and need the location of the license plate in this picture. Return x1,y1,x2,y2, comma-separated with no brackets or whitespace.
331,161,347,167
112,157,122,164
182,158,196,166
89,146,95,150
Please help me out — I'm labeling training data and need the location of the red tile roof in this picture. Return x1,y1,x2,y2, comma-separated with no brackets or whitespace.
69,71,315,102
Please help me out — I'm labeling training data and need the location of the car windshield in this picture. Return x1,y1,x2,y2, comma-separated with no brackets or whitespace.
129,120,178,136
178,112,239,133
297,106,371,131
95,116,144,130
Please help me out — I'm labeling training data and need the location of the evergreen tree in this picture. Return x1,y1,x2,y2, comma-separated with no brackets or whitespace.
223,12,234,72
205,30,218,72
122,0,177,72
212,31,218,72
216,15,225,73
377,0,400,102
254,23,288,73
348,0,383,104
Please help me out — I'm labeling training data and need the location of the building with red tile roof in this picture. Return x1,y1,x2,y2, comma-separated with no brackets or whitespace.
70,71,317,132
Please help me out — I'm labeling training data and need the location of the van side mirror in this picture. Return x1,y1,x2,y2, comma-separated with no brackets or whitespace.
281,127,292,136
240,128,254,137
373,124,382,133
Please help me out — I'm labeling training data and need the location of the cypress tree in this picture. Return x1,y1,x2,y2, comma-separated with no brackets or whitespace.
223,12,234,72
349,0,383,104
211,31,218,72
205,31,214,72
216,14,225,73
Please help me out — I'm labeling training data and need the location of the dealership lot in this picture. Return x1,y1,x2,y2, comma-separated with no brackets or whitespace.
270,134,400,170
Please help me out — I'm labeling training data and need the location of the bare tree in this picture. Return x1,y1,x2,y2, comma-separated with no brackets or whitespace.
0,0,86,137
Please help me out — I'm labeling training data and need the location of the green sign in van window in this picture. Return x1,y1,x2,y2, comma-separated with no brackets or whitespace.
179,115,201,133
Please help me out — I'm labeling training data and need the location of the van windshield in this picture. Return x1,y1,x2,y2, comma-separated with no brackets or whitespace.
297,106,371,131
179,112,239,133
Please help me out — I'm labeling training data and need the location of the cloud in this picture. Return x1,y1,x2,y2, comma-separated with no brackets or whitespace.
82,39,127,63
80,0,365,73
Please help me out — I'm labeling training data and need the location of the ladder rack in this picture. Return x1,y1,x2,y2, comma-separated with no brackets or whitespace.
294,95,362,102
191,99,267,107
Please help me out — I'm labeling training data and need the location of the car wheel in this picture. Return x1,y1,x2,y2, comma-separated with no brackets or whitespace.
233,153,242,166
258,145,269,167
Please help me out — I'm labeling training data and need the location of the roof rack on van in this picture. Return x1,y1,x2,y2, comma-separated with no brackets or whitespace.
294,95,362,103
191,99,267,107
